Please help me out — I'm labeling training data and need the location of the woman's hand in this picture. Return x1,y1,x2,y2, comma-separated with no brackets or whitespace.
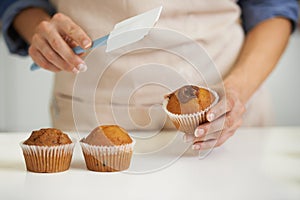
183,86,246,150
182,17,292,151
28,13,92,73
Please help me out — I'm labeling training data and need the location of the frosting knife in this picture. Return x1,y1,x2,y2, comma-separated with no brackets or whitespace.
30,6,162,71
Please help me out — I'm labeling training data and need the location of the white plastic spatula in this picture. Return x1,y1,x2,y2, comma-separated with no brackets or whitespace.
30,6,163,71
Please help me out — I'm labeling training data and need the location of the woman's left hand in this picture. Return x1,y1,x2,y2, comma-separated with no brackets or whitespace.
183,86,246,150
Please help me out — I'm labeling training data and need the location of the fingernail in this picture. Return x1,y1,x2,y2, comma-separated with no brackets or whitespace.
192,144,201,150
194,128,204,137
207,113,215,122
183,134,194,143
72,68,79,74
82,39,91,49
77,63,87,72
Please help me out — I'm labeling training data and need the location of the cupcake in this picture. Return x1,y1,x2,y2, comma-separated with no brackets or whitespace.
163,85,219,134
80,125,135,172
20,128,75,173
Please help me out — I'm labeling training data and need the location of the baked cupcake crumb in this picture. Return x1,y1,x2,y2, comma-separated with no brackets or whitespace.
24,128,72,146
80,125,134,172
20,128,74,173
101,125,133,145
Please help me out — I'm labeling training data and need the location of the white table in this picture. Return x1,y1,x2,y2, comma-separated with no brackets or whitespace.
0,127,300,200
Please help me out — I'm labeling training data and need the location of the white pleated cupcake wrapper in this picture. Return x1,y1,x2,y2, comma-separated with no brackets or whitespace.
80,140,135,171
20,141,75,173
163,87,219,134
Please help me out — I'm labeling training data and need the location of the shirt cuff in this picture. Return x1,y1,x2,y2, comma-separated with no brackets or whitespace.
1,0,56,56
239,0,299,33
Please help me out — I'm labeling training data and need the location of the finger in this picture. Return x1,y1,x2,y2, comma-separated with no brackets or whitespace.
193,131,222,143
192,131,234,150
183,133,194,143
195,112,242,138
33,34,80,74
29,46,61,72
192,139,218,150
53,13,92,49
43,30,86,72
63,35,87,57
206,97,231,122
194,117,226,137
184,127,224,144
195,100,245,137
39,21,86,72
206,88,244,122
214,131,235,147
62,35,79,48
193,120,242,150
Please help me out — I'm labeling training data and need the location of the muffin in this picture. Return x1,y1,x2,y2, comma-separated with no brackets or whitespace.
163,85,218,134
20,128,75,173
80,125,135,172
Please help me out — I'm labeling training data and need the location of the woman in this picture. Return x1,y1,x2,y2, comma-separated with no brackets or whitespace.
0,0,298,151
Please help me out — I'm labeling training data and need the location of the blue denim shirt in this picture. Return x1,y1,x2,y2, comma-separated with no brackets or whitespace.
0,0,55,56
0,0,299,56
238,0,299,33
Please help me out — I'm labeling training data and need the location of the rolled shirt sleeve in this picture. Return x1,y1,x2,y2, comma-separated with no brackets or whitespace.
1,0,56,56
0,0,16,19
238,0,299,33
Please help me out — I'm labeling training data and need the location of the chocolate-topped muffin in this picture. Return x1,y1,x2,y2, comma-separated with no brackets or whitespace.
163,85,218,134
166,85,215,115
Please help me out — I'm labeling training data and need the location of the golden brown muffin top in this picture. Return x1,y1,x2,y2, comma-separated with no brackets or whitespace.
83,125,133,146
166,85,215,114
23,128,72,146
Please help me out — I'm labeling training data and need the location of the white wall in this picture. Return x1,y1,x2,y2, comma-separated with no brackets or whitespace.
0,34,53,132
0,35,5,130
0,30,300,132
264,29,300,126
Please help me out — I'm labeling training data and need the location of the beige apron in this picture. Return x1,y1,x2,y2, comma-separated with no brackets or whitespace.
49,0,271,132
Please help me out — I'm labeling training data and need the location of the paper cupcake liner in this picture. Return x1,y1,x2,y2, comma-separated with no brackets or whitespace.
80,140,135,172
163,87,219,134
20,140,75,173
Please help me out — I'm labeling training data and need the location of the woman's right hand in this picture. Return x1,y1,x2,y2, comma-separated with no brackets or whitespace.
28,13,92,73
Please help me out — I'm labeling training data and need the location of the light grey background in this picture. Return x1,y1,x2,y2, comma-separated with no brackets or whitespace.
264,29,300,126
0,30,300,132
0,34,53,132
